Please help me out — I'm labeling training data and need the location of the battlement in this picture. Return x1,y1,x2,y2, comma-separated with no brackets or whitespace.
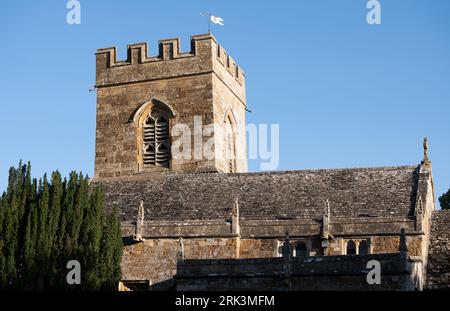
95,34,245,88
217,45,242,83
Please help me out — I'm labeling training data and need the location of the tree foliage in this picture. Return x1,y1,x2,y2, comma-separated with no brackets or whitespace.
0,162,122,290
439,189,450,210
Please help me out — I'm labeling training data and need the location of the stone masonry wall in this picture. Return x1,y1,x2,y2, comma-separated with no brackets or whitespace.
122,238,240,284
212,71,247,173
239,239,279,258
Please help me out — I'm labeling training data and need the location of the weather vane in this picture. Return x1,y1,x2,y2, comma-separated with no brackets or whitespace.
200,12,224,33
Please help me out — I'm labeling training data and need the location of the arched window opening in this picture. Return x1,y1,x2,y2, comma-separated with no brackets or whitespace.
346,240,357,255
225,115,236,173
143,109,170,168
295,242,309,257
359,240,369,256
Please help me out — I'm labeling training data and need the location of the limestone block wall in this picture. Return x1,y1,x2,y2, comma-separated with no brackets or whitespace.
239,239,279,258
372,236,400,253
406,162,436,288
122,239,179,283
121,237,240,285
212,74,247,173
183,238,239,259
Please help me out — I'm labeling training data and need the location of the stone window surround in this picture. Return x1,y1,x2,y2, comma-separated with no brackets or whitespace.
276,239,313,257
224,113,237,173
133,98,176,173
341,238,373,255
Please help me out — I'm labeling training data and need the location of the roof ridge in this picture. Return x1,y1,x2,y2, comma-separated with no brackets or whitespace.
163,164,420,178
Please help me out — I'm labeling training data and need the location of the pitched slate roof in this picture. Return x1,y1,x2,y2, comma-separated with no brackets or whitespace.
97,165,419,222
426,210,450,290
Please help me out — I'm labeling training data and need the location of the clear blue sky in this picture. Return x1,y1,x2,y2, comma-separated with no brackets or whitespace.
0,1,449,204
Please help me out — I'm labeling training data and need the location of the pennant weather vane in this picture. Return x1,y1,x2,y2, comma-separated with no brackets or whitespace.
201,13,224,33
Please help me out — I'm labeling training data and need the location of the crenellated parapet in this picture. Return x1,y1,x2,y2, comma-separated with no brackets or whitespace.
95,34,245,89
216,44,245,85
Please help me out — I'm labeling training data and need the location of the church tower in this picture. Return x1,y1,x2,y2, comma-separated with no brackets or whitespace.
93,34,247,180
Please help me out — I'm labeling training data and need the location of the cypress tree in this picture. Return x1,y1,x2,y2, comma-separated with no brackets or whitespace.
99,207,120,290
35,175,50,290
4,177,20,288
54,176,68,284
107,207,123,290
81,186,103,290
0,192,6,287
47,171,63,288
71,173,88,258
62,173,77,259
23,199,37,289
0,162,122,291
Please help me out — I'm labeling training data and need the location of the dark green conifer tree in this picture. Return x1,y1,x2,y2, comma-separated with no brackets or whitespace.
0,162,122,291
439,189,450,210
0,192,5,287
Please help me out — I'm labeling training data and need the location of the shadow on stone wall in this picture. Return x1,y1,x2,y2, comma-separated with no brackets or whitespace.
142,253,419,291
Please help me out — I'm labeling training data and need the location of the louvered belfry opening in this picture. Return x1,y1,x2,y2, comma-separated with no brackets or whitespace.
227,130,234,172
143,109,170,168
225,116,236,173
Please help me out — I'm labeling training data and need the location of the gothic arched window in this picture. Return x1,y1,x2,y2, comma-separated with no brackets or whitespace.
346,240,357,255
143,109,170,168
295,242,309,257
225,115,236,173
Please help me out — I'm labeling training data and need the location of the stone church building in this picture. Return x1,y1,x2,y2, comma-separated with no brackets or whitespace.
92,34,449,291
